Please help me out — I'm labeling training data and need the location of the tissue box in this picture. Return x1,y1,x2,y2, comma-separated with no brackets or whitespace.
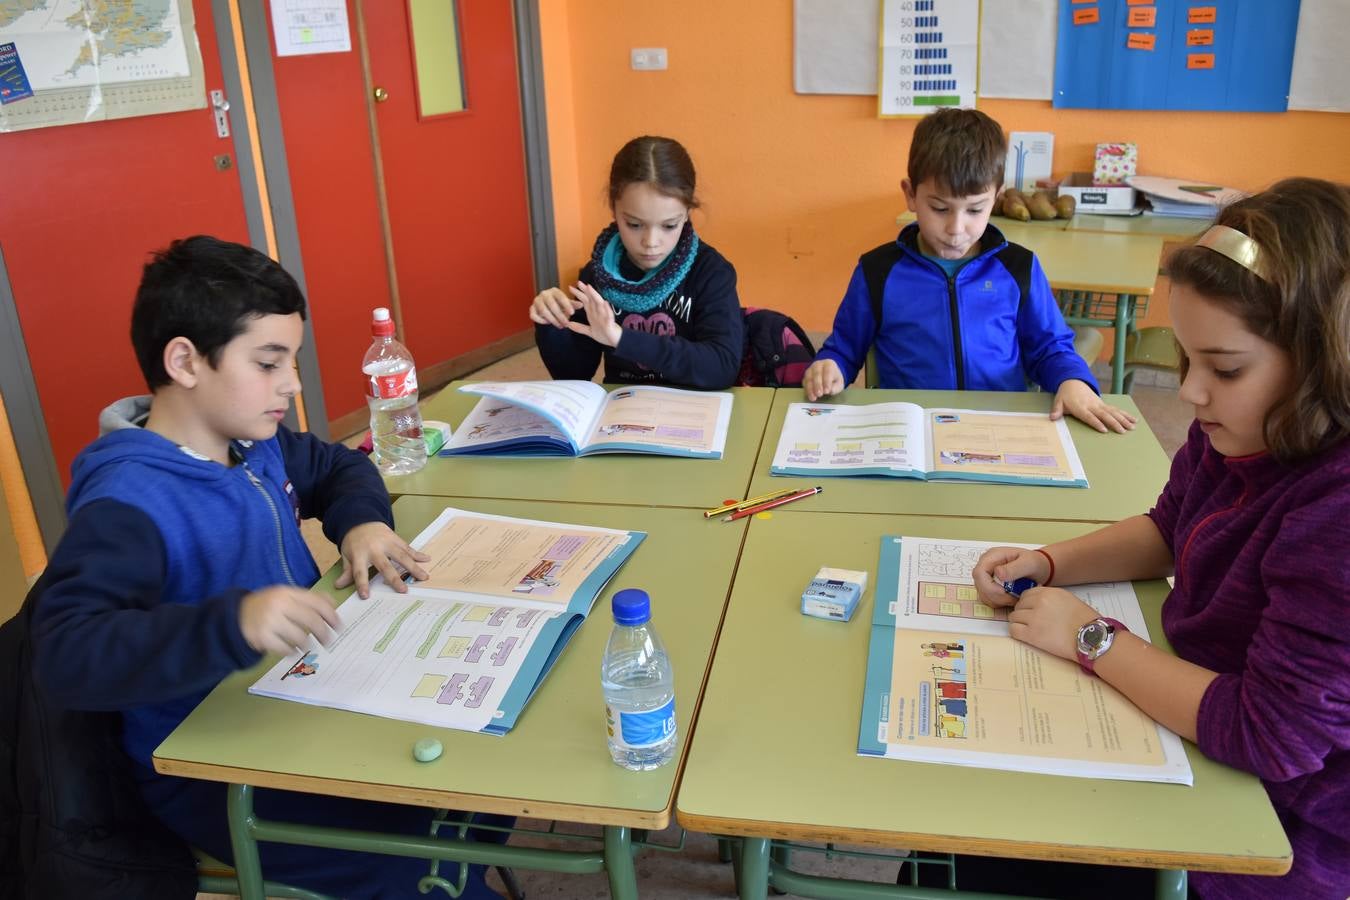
801,567,868,622
423,420,451,456
1093,142,1137,185
1057,172,1138,215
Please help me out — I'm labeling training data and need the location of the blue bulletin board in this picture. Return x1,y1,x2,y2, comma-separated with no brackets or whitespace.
1053,0,1301,111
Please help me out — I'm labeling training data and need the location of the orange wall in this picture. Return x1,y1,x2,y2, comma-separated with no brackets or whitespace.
540,1,1350,332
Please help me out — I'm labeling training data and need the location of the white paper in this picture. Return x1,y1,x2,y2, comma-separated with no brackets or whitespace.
977,0,1057,100
1288,0,1350,112
270,0,352,57
794,0,879,95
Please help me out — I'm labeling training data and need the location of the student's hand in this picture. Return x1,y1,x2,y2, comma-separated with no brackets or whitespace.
1006,588,1099,662
1052,379,1137,434
239,586,341,655
802,359,845,401
971,545,1053,609
566,282,622,347
529,287,582,329
336,522,431,599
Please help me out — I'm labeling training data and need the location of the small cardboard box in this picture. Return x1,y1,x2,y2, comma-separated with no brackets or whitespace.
1093,142,1137,184
801,567,868,622
1057,172,1138,215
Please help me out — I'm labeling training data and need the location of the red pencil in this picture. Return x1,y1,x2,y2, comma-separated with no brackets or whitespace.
724,486,822,522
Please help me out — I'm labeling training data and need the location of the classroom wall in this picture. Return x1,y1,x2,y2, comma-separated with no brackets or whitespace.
538,1,1350,333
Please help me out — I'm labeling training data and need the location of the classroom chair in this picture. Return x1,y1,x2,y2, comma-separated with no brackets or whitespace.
1122,326,1181,393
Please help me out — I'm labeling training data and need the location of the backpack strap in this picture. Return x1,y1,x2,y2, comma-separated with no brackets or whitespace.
993,241,1034,316
859,239,906,326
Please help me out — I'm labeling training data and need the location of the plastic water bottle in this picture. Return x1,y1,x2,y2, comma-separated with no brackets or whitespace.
601,588,677,770
363,308,427,475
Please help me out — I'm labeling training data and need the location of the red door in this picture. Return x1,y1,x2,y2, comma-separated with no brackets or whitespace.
363,2,535,379
0,0,251,485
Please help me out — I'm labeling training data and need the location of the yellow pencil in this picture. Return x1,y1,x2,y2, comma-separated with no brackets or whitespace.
703,487,800,518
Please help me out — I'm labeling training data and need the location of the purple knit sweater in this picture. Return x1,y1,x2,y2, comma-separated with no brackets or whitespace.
1148,421,1350,899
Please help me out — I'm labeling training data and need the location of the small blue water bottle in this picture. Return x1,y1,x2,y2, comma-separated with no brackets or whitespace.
600,588,677,770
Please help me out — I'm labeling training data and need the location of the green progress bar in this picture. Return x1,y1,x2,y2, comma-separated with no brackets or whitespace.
914,95,961,106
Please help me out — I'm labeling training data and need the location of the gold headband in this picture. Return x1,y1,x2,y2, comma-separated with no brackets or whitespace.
1195,224,1270,282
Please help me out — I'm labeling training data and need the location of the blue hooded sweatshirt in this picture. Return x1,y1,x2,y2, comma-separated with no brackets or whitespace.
31,397,391,770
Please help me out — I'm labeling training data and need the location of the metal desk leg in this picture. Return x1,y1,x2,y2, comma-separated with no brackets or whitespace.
1111,295,1134,393
1155,868,1188,900
739,837,771,900
226,783,267,900
603,825,639,900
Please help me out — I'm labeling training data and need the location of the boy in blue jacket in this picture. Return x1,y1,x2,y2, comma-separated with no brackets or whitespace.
30,236,503,898
803,108,1135,434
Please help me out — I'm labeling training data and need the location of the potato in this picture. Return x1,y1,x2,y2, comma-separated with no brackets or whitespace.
1027,190,1059,220
1055,194,1076,219
1002,189,1031,221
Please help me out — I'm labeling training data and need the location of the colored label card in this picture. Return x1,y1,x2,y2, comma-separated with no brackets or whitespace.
1187,52,1215,69
1126,32,1157,50
1188,6,1217,23
1074,6,1100,25
1127,6,1157,27
1186,29,1215,46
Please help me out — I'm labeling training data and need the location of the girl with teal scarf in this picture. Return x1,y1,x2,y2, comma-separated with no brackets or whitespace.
531,136,744,390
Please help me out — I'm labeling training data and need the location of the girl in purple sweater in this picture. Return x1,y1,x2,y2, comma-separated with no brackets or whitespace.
972,178,1350,899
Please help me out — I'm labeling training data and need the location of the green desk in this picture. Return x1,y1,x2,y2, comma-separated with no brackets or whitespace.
155,495,747,900
895,214,1165,392
746,389,1171,523
676,511,1291,899
385,384,776,510
1060,214,1207,242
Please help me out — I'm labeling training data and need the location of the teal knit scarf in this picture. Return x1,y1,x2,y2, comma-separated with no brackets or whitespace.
588,221,700,313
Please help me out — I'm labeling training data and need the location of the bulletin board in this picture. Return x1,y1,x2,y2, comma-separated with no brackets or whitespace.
1053,0,1301,111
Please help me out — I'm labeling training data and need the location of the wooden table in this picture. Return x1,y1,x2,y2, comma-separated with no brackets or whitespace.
155,495,748,899
745,388,1172,523
386,384,776,510
676,511,1291,899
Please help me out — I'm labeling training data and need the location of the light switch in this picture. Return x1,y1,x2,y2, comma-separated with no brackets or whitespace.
630,48,668,71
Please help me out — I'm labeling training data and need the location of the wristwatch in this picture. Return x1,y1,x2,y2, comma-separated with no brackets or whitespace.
1075,617,1126,674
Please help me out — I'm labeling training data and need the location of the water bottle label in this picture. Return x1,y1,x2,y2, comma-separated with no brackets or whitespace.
606,697,676,750
367,367,418,400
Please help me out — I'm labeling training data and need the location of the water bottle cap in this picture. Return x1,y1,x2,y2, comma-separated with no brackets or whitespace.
611,588,650,626
371,307,395,336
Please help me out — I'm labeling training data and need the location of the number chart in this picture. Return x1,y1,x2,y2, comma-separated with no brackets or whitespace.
878,0,980,117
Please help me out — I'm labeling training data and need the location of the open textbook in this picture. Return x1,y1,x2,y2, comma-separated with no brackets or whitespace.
249,508,644,735
440,381,733,459
771,402,1088,487
857,536,1192,785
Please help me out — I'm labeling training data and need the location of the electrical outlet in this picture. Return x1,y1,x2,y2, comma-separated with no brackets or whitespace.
630,47,668,71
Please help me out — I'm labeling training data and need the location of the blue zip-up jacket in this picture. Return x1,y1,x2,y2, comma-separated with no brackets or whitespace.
30,399,392,770
816,223,1097,393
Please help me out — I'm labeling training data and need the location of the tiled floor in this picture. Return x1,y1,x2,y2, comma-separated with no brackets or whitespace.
233,342,1194,900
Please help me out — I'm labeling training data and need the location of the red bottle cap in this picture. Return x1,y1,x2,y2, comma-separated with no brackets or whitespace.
371,307,395,337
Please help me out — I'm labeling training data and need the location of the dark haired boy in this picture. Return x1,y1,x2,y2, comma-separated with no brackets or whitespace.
804,108,1135,433
30,236,504,898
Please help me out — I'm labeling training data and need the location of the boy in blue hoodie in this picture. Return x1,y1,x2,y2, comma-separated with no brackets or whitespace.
802,108,1136,434
30,236,503,898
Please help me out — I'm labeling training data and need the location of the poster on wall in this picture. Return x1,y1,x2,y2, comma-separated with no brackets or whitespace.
878,0,981,116
0,0,205,132
1053,0,1301,111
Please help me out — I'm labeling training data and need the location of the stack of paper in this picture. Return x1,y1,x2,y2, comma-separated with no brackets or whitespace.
1128,175,1245,220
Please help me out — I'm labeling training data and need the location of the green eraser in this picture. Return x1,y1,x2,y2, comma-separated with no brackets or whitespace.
412,737,443,762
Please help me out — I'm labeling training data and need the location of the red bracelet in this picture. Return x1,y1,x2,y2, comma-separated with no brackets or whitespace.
1034,548,1056,586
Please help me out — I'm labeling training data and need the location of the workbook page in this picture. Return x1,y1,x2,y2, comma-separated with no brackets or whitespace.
770,402,928,476
581,385,732,457
925,409,1087,486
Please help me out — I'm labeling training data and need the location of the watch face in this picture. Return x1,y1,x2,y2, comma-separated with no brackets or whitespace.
1081,622,1108,651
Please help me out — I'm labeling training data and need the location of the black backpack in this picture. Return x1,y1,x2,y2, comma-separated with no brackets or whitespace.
737,307,817,388
0,582,197,900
